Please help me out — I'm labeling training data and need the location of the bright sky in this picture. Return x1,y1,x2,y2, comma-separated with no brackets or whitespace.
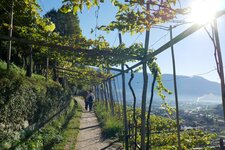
37,0,225,83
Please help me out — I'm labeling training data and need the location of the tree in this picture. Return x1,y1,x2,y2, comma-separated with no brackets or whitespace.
44,9,81,36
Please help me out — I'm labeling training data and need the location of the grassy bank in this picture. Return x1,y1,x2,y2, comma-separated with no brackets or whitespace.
53,98,82,150
94,102,123,139
0,61,82,149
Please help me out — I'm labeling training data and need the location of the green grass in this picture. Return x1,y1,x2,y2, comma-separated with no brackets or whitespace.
95,102,123,139
53,99,82,150
13,99,82,150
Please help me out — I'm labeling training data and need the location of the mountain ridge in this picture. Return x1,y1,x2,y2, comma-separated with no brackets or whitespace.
113,72,221,103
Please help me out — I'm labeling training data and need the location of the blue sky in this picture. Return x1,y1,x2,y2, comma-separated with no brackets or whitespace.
37,0,225,83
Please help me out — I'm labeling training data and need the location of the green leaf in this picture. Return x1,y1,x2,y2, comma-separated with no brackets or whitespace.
44,23,55,32
86,0,92,10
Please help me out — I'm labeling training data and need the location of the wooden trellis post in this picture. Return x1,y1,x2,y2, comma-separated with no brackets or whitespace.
108,78,115,115
213,20,225,120
100,84,104,103
97,84,101,102
126,66,137,150
103,82,109,111
119,32,129,150
95,85,99,102
141,1,150,149
107,66,115,115
170,25,181,149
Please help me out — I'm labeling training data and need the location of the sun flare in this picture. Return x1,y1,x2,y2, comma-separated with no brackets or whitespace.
187,0,224,24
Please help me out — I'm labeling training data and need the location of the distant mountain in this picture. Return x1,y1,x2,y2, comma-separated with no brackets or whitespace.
161,74,221,96
113,72,221,105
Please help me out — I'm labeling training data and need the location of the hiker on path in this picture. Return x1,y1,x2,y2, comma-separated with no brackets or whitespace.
86,90,95,111
82,91,89,111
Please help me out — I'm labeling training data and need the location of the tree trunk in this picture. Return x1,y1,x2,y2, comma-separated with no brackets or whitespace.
7,0,14,71
53,61,58,81
46,57,49,82
26,46,32,77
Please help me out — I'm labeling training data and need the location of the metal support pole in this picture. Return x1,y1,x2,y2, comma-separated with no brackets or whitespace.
7,0,14,71
170,25,181,150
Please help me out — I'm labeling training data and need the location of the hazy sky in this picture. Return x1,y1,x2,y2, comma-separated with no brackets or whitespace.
37,0,225,83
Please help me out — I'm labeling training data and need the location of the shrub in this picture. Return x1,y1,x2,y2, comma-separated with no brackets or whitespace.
0,61,71,149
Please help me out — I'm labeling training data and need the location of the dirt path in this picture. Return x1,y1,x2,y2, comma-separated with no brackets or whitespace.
75,97,123,150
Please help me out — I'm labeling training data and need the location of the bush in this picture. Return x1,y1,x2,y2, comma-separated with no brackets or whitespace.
0,61,71,149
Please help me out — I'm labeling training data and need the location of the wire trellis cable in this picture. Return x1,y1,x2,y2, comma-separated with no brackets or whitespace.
131,33,142,45
112,33,118,47
150,31,169,49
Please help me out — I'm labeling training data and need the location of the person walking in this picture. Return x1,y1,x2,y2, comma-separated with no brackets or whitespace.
82,91,89,111
86,90,95,111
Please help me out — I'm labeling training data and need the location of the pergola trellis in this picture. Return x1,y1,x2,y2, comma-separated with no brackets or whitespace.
0,8,225,150
96,9,225,150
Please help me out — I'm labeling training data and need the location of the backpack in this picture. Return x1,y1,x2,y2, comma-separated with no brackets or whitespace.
88,95,93,103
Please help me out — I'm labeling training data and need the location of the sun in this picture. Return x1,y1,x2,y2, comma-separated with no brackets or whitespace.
187,0,224,24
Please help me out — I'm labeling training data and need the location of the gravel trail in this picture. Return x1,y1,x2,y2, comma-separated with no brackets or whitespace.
75,97,123,150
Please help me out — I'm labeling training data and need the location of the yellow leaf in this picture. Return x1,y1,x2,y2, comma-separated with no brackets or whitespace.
44,23,55,32
121,5,128,11
73,5,79,13
60,5,72,13
139,28,145,33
